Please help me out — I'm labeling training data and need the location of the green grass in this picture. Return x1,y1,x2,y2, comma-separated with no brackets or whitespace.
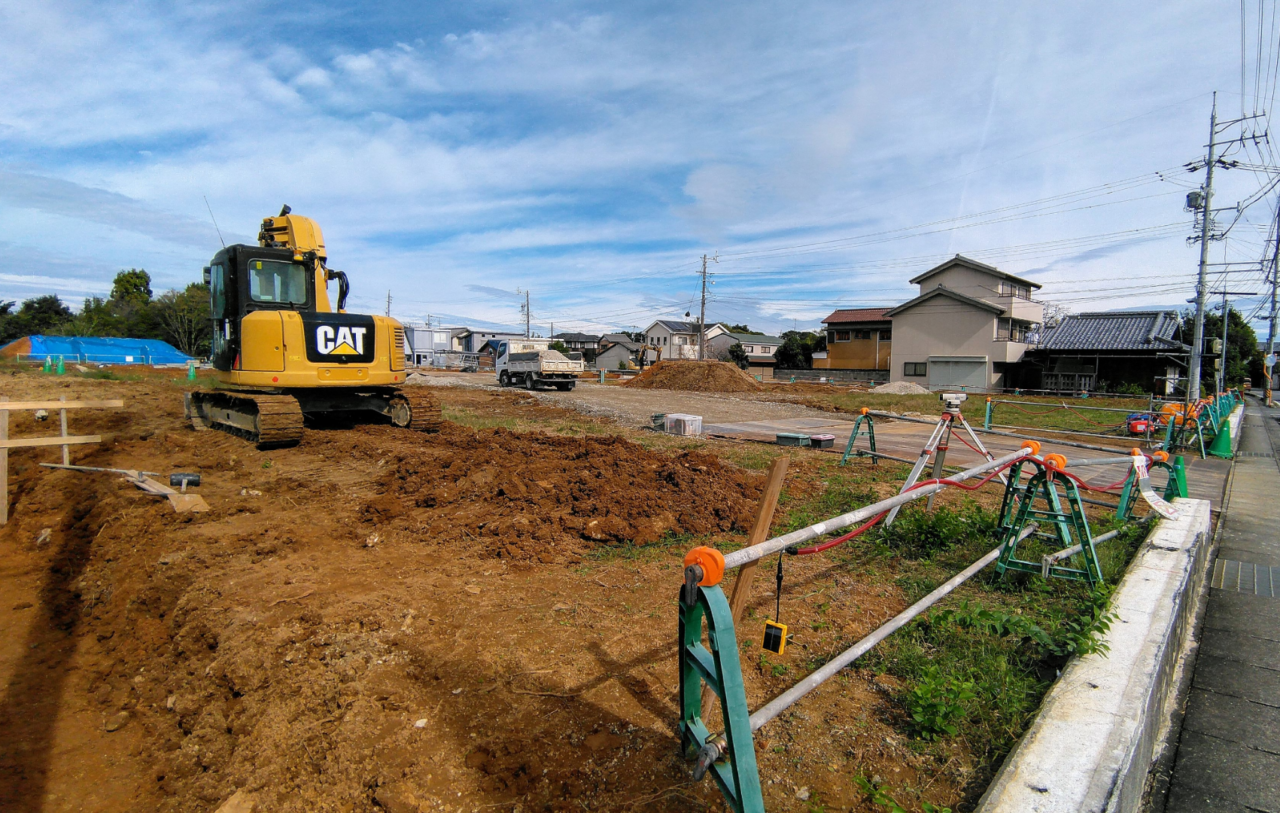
806,392,1152,437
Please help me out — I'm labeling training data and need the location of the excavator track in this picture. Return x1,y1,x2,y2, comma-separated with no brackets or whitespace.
390,386,444,433
186,391,305,449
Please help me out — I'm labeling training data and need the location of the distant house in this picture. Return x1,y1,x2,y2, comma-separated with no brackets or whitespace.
453,329,528,353
706,331,782,378
595,337,643,370
552,332,601,352
813,308,891,373
1026,310,1185,395
887,255,1043,391
642,320,728,360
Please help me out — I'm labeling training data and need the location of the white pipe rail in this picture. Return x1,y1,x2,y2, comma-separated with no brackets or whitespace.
721,447,1032,571
747,524,1037,732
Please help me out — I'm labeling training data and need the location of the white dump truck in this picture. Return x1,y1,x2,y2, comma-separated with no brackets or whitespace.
495,339,584,391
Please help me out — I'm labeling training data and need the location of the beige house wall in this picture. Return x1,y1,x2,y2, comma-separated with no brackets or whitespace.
890,299,1001,387
917,265,1004,300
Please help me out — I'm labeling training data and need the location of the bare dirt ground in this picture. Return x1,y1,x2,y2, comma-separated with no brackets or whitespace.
414,371,838,427
0,370,997,813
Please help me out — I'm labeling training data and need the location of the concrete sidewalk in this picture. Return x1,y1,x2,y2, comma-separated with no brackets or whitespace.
1162,400,1280,812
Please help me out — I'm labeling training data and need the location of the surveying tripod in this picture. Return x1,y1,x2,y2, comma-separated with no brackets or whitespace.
885,392,1006,525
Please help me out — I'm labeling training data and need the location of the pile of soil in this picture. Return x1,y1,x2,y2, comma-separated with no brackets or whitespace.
370,425,762,562
871,380,932,394
623,360,763,393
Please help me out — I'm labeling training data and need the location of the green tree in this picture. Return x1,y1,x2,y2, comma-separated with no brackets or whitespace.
775,330,827,369
0,295,74,342
155,283,211,356
720,323,753,334
1181,307,1261,390
548,340,569,354
110,269,153,306
725,342,750,370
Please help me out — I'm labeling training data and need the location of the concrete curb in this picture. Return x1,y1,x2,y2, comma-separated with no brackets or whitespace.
1227,403,1244,453
976,498,1213,813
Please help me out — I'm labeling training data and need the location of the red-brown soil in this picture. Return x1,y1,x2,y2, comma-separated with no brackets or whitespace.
0,371,973,813
624,361,763,393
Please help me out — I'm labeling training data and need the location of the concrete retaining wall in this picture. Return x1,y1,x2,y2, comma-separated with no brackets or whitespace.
977,497,1213,813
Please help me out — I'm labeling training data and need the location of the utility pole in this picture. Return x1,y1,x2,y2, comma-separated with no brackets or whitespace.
525,290,531,338
1219,288,1229,394
386,290,392,317
697,253,717,360
1189,93,1218,403
1269,206,1279,405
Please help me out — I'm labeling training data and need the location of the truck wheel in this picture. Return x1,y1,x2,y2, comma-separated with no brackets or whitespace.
499,371,509,387
556,383,573,392
525,373,536,390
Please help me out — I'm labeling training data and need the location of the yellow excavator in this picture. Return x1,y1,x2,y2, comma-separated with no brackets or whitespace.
184,206,442,448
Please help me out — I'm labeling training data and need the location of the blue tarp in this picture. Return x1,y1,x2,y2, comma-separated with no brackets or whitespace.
7,335,193,365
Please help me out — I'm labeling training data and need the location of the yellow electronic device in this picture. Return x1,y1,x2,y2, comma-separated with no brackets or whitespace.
762,620,788,655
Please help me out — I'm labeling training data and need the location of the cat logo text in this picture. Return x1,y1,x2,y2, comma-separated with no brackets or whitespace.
315,325,367,356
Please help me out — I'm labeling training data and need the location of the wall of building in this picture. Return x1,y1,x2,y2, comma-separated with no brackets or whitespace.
890,298,1000,385
818,324,891,370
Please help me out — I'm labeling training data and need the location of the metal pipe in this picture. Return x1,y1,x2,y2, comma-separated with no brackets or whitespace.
721,448,1031,571
987,400,1141,415
1059,455,1143,468
747,524,1036,733
990,424,1129,442
868,411,1138,455
1039,515,1157,572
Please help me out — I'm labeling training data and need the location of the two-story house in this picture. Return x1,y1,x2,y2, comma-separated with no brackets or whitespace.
642,320,728,360
887,255,1042,391
706,331,782,378
813,308,892,373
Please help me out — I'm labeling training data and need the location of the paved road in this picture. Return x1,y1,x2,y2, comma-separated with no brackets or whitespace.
1162,399,1280,812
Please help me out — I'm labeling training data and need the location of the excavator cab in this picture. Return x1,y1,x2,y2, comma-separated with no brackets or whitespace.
185,206,441,448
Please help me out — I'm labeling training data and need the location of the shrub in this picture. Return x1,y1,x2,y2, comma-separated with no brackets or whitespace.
875,502,997,560
905,666,976,739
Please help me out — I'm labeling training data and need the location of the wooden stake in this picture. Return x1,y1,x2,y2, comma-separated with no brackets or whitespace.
0,397,7,526
700,455,789,719
60,395,69,465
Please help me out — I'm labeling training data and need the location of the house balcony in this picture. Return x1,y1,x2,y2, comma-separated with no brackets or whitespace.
991,340,1031,364
998,296,1043,324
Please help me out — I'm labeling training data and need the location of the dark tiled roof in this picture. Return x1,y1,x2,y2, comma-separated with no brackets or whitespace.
1037,310,1180,351
884,285,1004,317
822,307,891,324
725,332,782,344
652,320,699,333
553,332,600,342
909,254,1041,289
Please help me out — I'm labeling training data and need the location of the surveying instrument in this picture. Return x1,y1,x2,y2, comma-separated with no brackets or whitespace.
885,392,1005,524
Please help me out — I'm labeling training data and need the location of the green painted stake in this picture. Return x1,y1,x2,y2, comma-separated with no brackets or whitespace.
984,397,993,430
838,413,876,466
678,584,764,813
995,462,1102,584
56,356,65,375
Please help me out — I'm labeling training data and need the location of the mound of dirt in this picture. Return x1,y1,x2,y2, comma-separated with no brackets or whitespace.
374,425,762,561
623,360,763,393
871,380,931,394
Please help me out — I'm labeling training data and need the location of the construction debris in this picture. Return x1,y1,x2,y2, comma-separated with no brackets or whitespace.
624,360,764,393
870,380,931,394
41,463,210,513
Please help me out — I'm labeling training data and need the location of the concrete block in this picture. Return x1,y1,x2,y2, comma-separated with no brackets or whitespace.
976,498,1213,813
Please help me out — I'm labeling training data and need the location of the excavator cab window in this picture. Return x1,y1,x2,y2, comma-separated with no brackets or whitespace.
247,259,307,306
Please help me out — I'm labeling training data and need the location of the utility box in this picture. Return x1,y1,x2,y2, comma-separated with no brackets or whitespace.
665,413,702,436
776,433,811,446
809,433,835,449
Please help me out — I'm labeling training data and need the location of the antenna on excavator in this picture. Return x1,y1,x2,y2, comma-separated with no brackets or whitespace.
204,195,226,248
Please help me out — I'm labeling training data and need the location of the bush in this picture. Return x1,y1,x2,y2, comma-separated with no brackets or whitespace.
905,666,976,739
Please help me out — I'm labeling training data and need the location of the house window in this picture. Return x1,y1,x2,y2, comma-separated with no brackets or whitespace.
996,318,1029,342
852,329,872,340
904,362,927,377
999,282,1031,300
744,345,754,353
832,330,851,342
879,329,892,340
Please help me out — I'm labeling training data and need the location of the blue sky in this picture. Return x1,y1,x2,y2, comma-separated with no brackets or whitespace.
1,1,1276,336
